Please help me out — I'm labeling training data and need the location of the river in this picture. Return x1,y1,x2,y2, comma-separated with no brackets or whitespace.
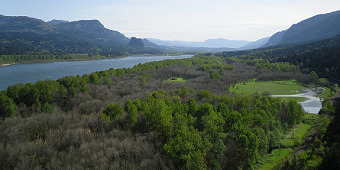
0,55,194,91
272,89,323,114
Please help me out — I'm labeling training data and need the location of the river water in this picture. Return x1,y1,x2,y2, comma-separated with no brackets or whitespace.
0,55,194,91
272,89,323,114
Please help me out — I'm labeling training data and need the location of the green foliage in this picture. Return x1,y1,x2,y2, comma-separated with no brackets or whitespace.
0,95,17,120
218,69,225,76
102,104,124,121
163,113,209,170
57,76,88,96
89,73,100,85
210,70,220,79
125,99,138,127
41,103,54,114
143,93,173,139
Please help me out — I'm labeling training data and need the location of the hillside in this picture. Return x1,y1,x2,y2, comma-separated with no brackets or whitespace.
264,10,340,47
0,15,56,34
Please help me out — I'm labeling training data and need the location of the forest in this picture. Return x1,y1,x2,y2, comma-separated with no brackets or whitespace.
0,36,340,169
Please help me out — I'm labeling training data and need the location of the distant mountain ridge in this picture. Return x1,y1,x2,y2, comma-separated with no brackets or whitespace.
147,38,250,48
0,15,164,56
264,10,340,47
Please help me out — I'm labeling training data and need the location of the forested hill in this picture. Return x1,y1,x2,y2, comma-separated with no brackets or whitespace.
0,15,160,56
264,10,340,47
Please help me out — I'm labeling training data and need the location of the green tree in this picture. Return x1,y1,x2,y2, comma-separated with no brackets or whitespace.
0,95,17,120
218,69,225,76
210,70,220,79
163,113,209,170
125,99,138,128
102,103,124,122
89,73,100,85
143,97,173,139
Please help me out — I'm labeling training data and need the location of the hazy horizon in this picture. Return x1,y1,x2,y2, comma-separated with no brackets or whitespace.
1,0,339,42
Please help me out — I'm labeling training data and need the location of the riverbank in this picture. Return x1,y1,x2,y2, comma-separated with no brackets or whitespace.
0,56,124,67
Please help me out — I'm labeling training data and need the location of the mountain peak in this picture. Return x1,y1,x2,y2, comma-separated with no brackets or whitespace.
47,19,69,25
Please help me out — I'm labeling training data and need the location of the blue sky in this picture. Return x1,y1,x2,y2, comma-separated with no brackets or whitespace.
1,0,339,41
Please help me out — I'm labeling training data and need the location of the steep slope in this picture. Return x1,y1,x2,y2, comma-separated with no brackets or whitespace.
265,10,340,47
263,30,286,47
280,12,340,44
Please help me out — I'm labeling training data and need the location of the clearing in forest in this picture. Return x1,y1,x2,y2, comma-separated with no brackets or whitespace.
230,80,307,95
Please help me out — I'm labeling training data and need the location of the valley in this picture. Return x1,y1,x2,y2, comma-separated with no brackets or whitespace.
1,9,340,170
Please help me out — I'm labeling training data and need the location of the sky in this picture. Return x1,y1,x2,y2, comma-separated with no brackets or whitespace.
1,0,339,42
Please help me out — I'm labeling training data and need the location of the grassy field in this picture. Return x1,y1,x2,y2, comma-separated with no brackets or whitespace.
230,80,306,95
167,77,189,83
